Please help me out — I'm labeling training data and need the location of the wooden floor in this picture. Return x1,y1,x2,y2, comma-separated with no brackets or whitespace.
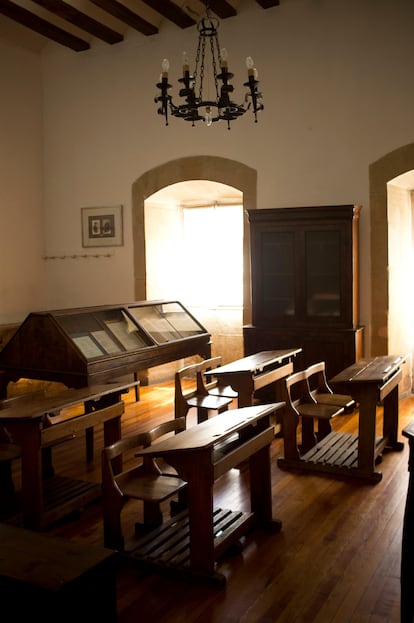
7,382,414,622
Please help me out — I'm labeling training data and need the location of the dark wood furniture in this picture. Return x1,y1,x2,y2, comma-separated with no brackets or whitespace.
0,300,211,394
306,361,356,411
401,420,414,623
128,403,284,584
174,361,235,424
244,205,364,379
202,348,301,408
278,355,406,482
280,368,345,457
0,381,134,529
197,356,238,401
102,417,188,551
0,524,117,623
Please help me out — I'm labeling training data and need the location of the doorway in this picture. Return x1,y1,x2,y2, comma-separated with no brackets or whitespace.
370,144,414,394
131,156,257,380
145,181,244,372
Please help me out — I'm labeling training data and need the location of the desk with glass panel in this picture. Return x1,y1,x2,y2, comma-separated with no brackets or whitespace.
0,300,212,393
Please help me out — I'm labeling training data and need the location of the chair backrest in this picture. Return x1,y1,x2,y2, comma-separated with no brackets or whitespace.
174,363,199,419
305,361,332,397
102,417,186,487
284,369,316,413
196,357,222,393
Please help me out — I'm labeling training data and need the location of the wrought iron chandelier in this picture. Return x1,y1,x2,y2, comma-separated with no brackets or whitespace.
154,7,263,130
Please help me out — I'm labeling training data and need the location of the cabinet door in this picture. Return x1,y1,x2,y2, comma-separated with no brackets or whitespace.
260,228,297,320
250,210,356,328
304,228,342,320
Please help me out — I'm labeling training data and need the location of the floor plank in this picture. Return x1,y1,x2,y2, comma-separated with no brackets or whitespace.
6,382,414,622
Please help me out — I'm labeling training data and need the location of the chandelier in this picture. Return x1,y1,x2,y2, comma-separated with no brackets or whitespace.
154,7,263,130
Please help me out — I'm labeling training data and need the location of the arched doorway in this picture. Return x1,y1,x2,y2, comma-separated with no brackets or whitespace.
132,156,257,326
370,144,414,393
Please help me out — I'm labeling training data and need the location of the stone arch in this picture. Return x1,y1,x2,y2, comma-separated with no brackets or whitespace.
132,156,257,325
370,143,414,356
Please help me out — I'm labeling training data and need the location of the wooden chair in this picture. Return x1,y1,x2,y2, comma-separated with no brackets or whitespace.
101,418,188,551
198,356,238,401
305,361,356,414
281,370,345,460
175,362,234,424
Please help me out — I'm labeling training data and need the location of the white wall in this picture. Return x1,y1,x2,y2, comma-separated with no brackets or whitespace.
2,0,414,340
0,40,46,323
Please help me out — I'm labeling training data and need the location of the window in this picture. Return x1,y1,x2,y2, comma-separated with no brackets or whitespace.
181,204,243,308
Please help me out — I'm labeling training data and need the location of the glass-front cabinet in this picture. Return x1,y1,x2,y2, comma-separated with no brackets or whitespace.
0,300,211,391
244,205,364,378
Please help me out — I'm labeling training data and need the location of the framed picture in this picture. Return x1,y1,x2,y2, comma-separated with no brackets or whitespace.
81,205,123,247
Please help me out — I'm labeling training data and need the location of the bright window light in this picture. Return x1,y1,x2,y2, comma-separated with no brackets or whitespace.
182,204,243,308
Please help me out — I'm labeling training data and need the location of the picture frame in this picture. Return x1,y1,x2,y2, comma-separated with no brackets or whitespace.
81,205,123,248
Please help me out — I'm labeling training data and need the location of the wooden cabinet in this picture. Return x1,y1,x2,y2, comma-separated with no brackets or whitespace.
244,205,364,379
0,300,211,391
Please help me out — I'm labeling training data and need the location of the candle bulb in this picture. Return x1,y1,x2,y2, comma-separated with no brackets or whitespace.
220,47,228,70
246,56,255,77
205,106,213,127
161,58,169,79
182,51,189,76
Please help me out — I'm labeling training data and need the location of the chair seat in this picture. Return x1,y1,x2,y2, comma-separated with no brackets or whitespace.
314,392,356,410
116,470,187,503
297,402,343,420
186,393,233,411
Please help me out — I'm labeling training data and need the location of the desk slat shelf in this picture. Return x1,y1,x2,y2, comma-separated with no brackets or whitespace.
279,432,388,481
128,507,255,585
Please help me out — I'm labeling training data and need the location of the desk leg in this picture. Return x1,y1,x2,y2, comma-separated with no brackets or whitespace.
185,456,215,575
249,444,281,531
383,385,404,451
19,423,43,530
103,416,122,474
230,375,255,408
357,388,379,477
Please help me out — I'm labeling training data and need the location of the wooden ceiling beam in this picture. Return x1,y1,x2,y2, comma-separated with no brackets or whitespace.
31,0,123,44
0,0,279,52
199,1,236,19
90,0,158,35
140,0,196,29
255,0,280,8
0,0,90,50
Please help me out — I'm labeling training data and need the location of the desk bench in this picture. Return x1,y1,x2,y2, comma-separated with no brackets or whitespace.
129,403,284,585
0,381,135,529
204,349,301,408
278,355,406,482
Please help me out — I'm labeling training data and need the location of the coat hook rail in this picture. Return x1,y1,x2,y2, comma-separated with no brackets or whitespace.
42,253,113,260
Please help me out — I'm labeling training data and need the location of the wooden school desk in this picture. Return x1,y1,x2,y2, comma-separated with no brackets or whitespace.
278,355,406,482
0,380,135,529
129,402,284,584
203,348,301,407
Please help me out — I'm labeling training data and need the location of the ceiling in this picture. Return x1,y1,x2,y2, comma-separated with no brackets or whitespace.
0,0,279,53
